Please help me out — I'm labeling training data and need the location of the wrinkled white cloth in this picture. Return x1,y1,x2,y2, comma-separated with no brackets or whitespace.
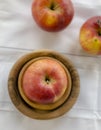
0,0,101,130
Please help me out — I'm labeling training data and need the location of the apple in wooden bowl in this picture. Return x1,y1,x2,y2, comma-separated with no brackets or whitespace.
8,50,80,119
18,57,71,110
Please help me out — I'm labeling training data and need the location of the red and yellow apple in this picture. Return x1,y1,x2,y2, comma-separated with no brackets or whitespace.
21,57,68,104
79,16,101,55
31,0,74,32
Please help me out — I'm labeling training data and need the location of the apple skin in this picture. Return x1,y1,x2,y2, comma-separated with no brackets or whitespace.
22,58,68,104
79,16,101,55
31,0,74,32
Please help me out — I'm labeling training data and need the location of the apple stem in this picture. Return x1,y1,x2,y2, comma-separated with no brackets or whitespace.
98,31,101,36
49,0,56,10
50,1,59,10
97,20,101,28
46,80,50,84
97,20,101,36
53,4,60,10
45,76,50,84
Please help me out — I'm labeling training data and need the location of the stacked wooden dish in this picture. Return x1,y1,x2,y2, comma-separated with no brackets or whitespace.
8,50,80,119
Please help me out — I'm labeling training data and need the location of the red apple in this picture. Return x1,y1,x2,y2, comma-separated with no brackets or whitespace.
31,0,74,32
79,16,101,55
22,57,68,104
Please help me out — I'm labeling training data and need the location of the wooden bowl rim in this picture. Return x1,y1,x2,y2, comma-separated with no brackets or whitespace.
8,50,80,120
18,56,72,110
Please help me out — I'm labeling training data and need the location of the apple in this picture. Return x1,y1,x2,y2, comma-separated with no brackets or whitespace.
79,16,101,55
31,0,74,32
21,57,68,104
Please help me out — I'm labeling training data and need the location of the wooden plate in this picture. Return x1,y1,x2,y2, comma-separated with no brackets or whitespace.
8,50,80,120
18,56,72,110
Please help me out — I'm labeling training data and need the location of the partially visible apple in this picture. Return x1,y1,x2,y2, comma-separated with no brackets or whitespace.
79,16,101,55
31,0,74,32
22,57,68,104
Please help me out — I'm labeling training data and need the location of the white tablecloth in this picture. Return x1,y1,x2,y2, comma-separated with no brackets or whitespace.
0,0,101,130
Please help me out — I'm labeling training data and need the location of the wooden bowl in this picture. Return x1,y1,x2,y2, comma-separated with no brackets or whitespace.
18,56,72,111
8,50,80,120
